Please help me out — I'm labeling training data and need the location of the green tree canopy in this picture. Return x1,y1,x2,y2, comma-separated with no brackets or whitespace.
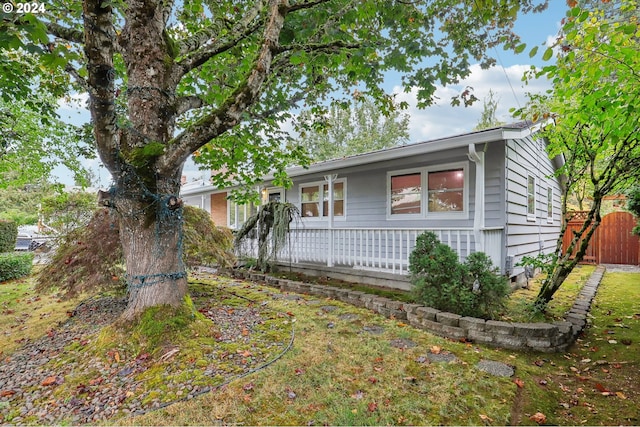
298,97,409,162
0,94,94,188
473,89,505,131
517,0,639,306
2,0,549,319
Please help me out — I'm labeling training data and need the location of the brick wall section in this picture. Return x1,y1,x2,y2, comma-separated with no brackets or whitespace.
210,193,227,226
231,266,606,353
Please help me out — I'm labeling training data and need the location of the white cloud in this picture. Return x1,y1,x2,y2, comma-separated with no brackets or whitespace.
57,92,89,112
393,63,552,142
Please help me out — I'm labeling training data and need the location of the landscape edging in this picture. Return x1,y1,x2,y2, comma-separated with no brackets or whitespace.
227,266,606,353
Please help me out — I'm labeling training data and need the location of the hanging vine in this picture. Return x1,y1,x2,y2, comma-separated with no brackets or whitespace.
234,201,300,272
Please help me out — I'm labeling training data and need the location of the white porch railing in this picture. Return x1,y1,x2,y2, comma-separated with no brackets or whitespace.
238,227,504,276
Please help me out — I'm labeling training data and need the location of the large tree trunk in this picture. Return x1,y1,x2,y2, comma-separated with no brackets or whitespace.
116,176,188,321
83,0,286,320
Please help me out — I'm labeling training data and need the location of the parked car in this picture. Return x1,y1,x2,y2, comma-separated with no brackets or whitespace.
14,234,45,251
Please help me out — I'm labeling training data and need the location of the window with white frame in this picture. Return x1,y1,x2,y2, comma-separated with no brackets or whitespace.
527,174,536,220
427,168,464,213
547,186,553,223
388,162,467,218
323,181,344,216
228,199,257,229
390,172,422,215
300,179,346,218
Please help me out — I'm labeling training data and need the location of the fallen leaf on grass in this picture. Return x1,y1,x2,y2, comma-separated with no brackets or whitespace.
159,348,179,361
0,390,16,397
595,383,609,393
529,412,547,424
479,414,494,423
430,345,442,354
616,391,627,399
367,402,378,412
514,378,524,388
41,376,58,386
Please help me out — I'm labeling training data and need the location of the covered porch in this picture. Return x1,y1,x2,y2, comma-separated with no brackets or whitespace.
238,226,504,278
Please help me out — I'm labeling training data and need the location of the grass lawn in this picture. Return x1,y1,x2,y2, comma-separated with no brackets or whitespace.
503,265,597,323
0,275,81,356
0,265,637,425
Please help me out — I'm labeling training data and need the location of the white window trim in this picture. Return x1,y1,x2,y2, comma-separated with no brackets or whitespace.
386,162,469,220
228,198,251,229
527,173,537,222
546,185,554,224
298,178,347,221
425,162,469,219
386,167,424,219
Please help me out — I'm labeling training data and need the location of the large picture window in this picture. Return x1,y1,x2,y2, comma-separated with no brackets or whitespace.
388,163,468,219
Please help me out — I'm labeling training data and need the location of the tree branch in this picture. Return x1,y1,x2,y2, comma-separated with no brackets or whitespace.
159,0,287,175
176,0,265,63
65,64,90,93
275,40,361,54
285,0,331,13
83,0,119,175
175,95,205,116
160,0,175,25
45,21,84,44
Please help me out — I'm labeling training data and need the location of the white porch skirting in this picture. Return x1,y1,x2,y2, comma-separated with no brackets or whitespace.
237,227,504,276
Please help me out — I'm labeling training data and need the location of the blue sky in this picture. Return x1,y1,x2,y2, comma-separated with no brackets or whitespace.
54,1,568,187
391,1,567,143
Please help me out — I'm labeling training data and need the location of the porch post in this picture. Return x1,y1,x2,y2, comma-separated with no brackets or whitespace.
325,174,337,267
468,144,485,253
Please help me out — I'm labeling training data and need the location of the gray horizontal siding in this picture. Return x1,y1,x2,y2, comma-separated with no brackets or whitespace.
285,146,483,229
505,136,562,277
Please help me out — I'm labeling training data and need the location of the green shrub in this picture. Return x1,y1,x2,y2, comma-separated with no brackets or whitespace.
0,252,34,282
409,232,509,319
0,220,18,253
36,206,236,298
465,252,510,319
409,233,474,315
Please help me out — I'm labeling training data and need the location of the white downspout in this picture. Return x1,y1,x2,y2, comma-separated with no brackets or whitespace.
468,144,485,252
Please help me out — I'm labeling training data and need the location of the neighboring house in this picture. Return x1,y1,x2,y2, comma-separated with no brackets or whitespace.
181,121,563,289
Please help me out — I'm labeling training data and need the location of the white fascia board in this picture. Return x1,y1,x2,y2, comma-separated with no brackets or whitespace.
180,183,219,197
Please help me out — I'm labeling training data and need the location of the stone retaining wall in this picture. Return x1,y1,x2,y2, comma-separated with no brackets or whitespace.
228,266,605,353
